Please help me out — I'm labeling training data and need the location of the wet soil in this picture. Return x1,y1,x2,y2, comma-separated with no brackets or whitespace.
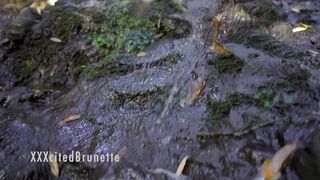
0,0,320,179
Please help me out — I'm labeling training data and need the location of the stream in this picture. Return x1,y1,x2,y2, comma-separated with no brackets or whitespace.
0,0,320,179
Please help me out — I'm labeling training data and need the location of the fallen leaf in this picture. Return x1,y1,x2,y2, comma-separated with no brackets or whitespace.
59,114,81,125
291,6,301,13
210,40,233,57
49,64,58,77
307,49,318,56
182,78,206,107
213,14,222,30
116,146,128,160
154,33,164,39
300,23,312,28
292,27,307,33
47,0,58,6
50,37,62,43
48,151,59,177
151,168,187,180
176,156,189,175
194,79,206,96
30,1,48,14
136,51,146,57
259,143,297,180
292,23,311,33
157,19,161,29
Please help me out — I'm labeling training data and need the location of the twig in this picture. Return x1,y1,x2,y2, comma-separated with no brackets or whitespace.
197,119,281,139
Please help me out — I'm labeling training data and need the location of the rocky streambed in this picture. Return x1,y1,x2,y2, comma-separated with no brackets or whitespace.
0,0,320,179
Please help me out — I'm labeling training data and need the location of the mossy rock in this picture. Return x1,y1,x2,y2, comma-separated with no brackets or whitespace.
9,8,90,87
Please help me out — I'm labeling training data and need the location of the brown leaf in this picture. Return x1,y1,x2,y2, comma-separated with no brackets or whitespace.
136,51,146,57
0,86,5,91
213,14,222,30
260,143,297,180
48,151,59,177
183,78,206,106
49,64,58,77
210,40,233,57
176,156,189,175
59,114,81,126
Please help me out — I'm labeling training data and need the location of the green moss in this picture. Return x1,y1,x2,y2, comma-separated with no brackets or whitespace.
207,93,254,122
251,0,282,23
14,60,35,83
91,3,156,57
45,11,84,39
168,1,188,13
81,58,136,79
112,87,170,108
254,90,275,109
207,91,276,122
208,55,245,73
281,69,310,91
246,34,305,59
259,67,310,91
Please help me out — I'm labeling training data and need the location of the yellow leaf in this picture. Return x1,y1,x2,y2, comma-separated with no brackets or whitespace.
176,156,189,175
300,23,312,28
195,79,206,96
48,152,59,177
292,23,311,33
30,1,48,14
136,51,146,57
292,27,307,33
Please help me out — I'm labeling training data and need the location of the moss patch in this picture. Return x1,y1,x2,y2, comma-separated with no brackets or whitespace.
9,8,89,87
245,34,305,59
259,66,310,91
208,55,245,73
91,3,156,57
207,93,254,122
44,10,84,39
207,91,276,122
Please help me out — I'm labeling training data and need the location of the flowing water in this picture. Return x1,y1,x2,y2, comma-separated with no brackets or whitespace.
0,0,320,179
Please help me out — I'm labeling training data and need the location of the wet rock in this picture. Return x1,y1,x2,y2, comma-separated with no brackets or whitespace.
293,130,320,180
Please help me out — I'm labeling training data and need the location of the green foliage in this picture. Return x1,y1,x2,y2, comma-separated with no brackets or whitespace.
254,90,275,109
91,3,156,57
